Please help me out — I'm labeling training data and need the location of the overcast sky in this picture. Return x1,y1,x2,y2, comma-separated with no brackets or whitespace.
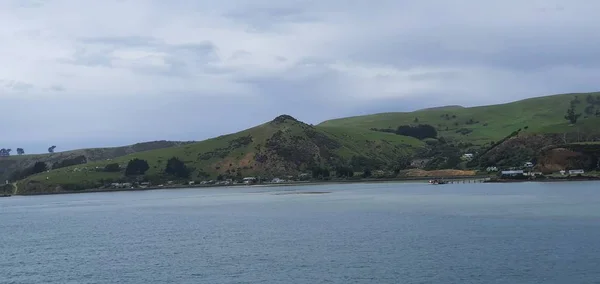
2,0,599,153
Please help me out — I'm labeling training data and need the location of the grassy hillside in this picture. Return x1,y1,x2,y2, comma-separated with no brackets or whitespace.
0,140,193,182
320,92,600,145
18,116,424,194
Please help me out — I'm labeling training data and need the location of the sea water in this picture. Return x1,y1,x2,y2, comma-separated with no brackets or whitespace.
2,182,600,283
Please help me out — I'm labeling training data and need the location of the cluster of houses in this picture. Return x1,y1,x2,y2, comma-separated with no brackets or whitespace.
491,161,585,179
107,176,298,189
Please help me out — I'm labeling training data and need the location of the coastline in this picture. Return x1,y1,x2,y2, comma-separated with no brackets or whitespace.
485,176,600,183
12,176,488,197
9,175,600,197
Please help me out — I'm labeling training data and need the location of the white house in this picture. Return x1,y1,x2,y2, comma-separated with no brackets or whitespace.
462,153,474,160
524,162,534,168
486,166,498,172
500,170,524,177
568,169,585,175
243,177,257,184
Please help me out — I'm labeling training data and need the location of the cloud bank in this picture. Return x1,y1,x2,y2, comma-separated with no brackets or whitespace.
1,0,599,152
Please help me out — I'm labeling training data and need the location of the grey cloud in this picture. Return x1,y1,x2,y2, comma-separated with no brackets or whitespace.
78,36,161,47
63,36,222,77
223,2,322,32
48,85,65,92
61,46,113,67
2,80,34,92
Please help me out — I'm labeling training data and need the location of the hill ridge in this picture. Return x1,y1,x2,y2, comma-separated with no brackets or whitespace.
320,91,599,123
319,91,600,145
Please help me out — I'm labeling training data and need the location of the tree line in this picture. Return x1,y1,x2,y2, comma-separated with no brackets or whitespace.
0,148,25,157
565,95,600,124
101,157,192,179
0,145,58,157
371,124,438,140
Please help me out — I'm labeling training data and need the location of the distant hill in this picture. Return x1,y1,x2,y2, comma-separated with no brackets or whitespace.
0,140,193,182
319,92,600,145
12,91,600,194
18,115,423,194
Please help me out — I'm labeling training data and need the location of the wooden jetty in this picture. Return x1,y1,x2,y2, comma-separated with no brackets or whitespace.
429,177,491,184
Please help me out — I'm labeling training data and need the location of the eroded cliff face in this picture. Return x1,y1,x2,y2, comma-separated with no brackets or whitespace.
474,134,562,168
536,144,600,173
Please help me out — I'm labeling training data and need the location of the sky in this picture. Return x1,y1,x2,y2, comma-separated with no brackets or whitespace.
2,0,600,153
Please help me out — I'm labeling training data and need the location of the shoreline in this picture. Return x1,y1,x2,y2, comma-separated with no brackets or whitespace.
9,175,600,197
13,176,489,197
485,176,600,183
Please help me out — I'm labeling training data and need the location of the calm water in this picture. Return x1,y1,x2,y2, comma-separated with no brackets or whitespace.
2,182,600,284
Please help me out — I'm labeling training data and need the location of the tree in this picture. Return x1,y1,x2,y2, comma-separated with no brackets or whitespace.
335,166,354,178
52,155,87,169
31,162,48,174
48,146,57,153
104,163,121,172
16,148,24,155
564,106,582,124
164,157,190,179
0,148,10,157
584,105,595,115
586,94,595,104
311,167,330,179
362,168,372,178
125,158,149,176
413,117,419,123
396,124,438,140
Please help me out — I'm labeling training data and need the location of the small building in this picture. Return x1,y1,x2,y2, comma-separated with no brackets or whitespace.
271,178,285,183
568,169,585,175
243,177,257,184
111,182,132,189
500,170,524,178
298,173,311,180
462,153,474,160
524,162,534,168
486,166,498,172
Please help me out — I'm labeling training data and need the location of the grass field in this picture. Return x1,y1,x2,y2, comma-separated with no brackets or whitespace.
319,92,600,145
19,116,425,193
0,141,192,183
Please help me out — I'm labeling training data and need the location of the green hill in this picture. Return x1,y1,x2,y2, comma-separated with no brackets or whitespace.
12,92,600,194
17,115,423,194
0,140,193,183
319,92,600,145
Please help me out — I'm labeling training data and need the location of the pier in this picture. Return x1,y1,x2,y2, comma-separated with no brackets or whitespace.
432,177,491,184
